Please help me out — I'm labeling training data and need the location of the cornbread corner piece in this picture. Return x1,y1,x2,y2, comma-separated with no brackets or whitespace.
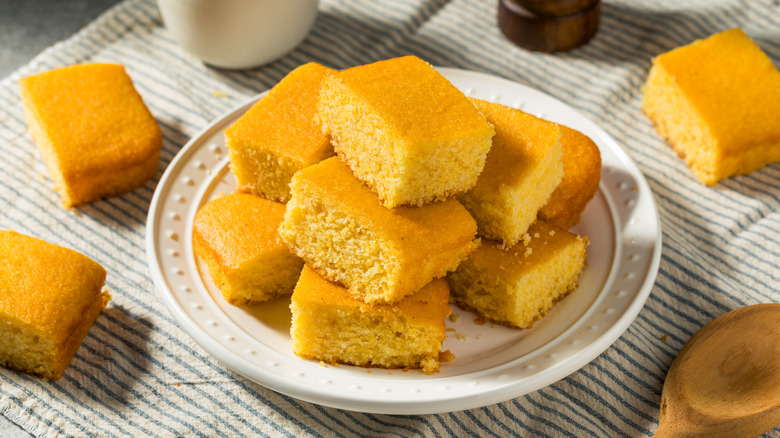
19,63,162,208
290,266,452,374
447,220,587,329
317,55,495,208
539,125,601,230
225,62,337,202
642,28,780,185
279,156,479,305
459,98,563,246
193,193,303,306
0,230,110,380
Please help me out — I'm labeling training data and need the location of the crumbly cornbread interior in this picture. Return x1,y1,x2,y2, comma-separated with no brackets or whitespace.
448,221,587,329
290,267,450,374
317,56,495,208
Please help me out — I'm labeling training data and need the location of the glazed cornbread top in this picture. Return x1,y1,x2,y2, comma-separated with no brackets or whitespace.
0,230,107,349
293,266,451,328
193,193,289,271
466,220,585,278
467,98,561,193
317,56,495,207
19,64,161,185
224,62,336,166
651,28,780,159
327,56,489,143
290,156,478,259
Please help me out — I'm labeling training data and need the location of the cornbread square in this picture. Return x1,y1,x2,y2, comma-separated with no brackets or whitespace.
459,99,563,246
447,220,587,329
279,156,479,304
19,63,162,208
317,56,495,208
225,62,337,202
193,193,303,305
290,266,451,374
642,28,780,185
539,125,601,230
0,230,110,380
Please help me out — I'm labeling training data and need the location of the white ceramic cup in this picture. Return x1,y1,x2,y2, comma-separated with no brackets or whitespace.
157,0,319,69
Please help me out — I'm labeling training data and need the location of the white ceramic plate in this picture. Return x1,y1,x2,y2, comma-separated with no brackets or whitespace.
146,68,662,414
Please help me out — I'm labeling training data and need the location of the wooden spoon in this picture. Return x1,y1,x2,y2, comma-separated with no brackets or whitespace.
655,303,780,437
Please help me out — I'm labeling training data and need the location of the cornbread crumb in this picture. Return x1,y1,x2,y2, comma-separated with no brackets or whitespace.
448,220,587,328
19,63,162,208
440,350,456,362
290,267,451,374
642,28,780,184
193,193,303,305
317,56,495,207
449,313,460,322
0,230,110,380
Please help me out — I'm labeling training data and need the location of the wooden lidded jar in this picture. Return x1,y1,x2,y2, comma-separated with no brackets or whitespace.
498,0,601,53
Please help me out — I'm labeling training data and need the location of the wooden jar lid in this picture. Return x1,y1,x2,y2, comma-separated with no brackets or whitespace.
498,0,601,53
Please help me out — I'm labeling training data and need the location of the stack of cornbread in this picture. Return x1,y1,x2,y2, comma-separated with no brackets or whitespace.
194,56,601,374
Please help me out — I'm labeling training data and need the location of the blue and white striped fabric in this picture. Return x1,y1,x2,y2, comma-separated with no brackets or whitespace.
0,0,778,436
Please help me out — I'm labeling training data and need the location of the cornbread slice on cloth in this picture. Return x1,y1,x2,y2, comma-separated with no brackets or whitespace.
460,98,563,246
317,56,495,208
290,266,451,374
193,193,303,306
279,156,479,305
642,28,780,185
447,220,587,329
225,62,337,203
19,63,161,207
0,230,110,380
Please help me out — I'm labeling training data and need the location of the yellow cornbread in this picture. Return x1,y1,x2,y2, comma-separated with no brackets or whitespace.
0,230,110,380
447,220,587,329
225,62,337,202
290,266,451,374
193,193,303,305
317,56,495,208
642,28,780,185
279,156,479,304
539,125,602,230
459,99,563,246
19,63,162,208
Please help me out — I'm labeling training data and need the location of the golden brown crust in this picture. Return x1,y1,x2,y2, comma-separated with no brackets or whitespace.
0,230,108,380
539,125,602,229
19,63,162,207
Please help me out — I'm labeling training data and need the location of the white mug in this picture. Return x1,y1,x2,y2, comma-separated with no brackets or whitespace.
157,0,319,69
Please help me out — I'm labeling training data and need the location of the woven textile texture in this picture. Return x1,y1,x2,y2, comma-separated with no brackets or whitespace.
0,0,778,436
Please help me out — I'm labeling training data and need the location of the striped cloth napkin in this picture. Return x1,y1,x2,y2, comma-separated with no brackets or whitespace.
1,0,778,436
